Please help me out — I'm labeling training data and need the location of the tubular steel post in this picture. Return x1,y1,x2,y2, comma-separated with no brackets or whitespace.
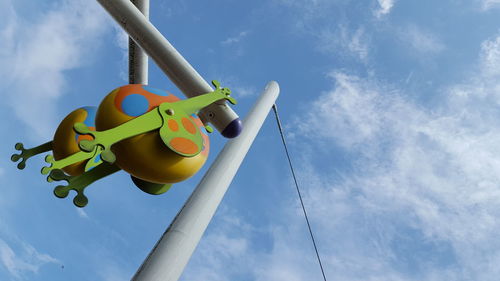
97,0,242,138
129,0,149,85
131,81,280,281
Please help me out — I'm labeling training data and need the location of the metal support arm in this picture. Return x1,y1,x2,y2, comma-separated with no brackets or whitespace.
131,81,280,281
97,0,242,138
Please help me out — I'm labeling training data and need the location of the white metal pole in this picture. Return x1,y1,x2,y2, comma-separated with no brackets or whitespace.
129,0,149,85
131,81,280,281
97,0,242,138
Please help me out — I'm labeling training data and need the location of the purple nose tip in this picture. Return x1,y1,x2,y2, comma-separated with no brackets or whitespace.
221,118,243,138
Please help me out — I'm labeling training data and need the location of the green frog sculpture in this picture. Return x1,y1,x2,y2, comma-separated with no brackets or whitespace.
11,80,236,207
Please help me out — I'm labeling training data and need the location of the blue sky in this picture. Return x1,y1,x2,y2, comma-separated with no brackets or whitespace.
2,0,500,280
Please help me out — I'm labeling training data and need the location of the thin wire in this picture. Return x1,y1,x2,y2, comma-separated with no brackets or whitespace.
272,104,328,281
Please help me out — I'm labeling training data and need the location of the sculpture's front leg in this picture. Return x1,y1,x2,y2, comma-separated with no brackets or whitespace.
41,148,100,175
75,107,164,163
40,107,164,175
175,80,237,116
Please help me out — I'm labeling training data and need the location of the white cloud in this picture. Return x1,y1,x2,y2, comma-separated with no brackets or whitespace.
277,0,396,21
114,26,129,83
221,31,249,46
285,34,500,279
219,31,251,58
481,0,500,10
319,27,370,61
228,85,256,98
0,0,113,139
274,0,372,62
187,33,500,281
347,28,370,60
274,0,349,20
398,25,445,55
375,0,396,18
76,207,89,219
181,209,253,281
0,239,59,279
295,72,405,148
254,227,323,281
479,35,500,76
97,261,128,281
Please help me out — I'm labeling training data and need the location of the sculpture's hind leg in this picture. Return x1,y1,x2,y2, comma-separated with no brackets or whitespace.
11,141,52,170
49,163,120,207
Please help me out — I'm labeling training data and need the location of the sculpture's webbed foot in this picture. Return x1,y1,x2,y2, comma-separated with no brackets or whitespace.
48,163,120,208
211,80,237,105
74,123,116,163
41,155,55,175
48,169,88,207
11,142,52,170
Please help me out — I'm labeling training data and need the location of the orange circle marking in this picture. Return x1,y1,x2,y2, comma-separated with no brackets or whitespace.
76,126,95,143
168,119,179,132
170,137,198,155
182,117,197,135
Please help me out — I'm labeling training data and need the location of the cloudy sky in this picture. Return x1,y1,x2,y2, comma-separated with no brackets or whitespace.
2,0,500,280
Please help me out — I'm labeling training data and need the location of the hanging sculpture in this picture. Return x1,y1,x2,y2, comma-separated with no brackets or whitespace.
11,80,236,207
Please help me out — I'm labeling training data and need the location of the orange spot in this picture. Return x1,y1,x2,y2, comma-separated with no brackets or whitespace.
170,137,198,155
76,126,95,143
113,84,180,114
168,119,179,132
139,85,179,111
77,134,94,142
182,117,197,135
145,92,179,110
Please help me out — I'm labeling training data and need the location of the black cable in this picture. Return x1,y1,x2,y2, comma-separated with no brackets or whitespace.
272,104,328,281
